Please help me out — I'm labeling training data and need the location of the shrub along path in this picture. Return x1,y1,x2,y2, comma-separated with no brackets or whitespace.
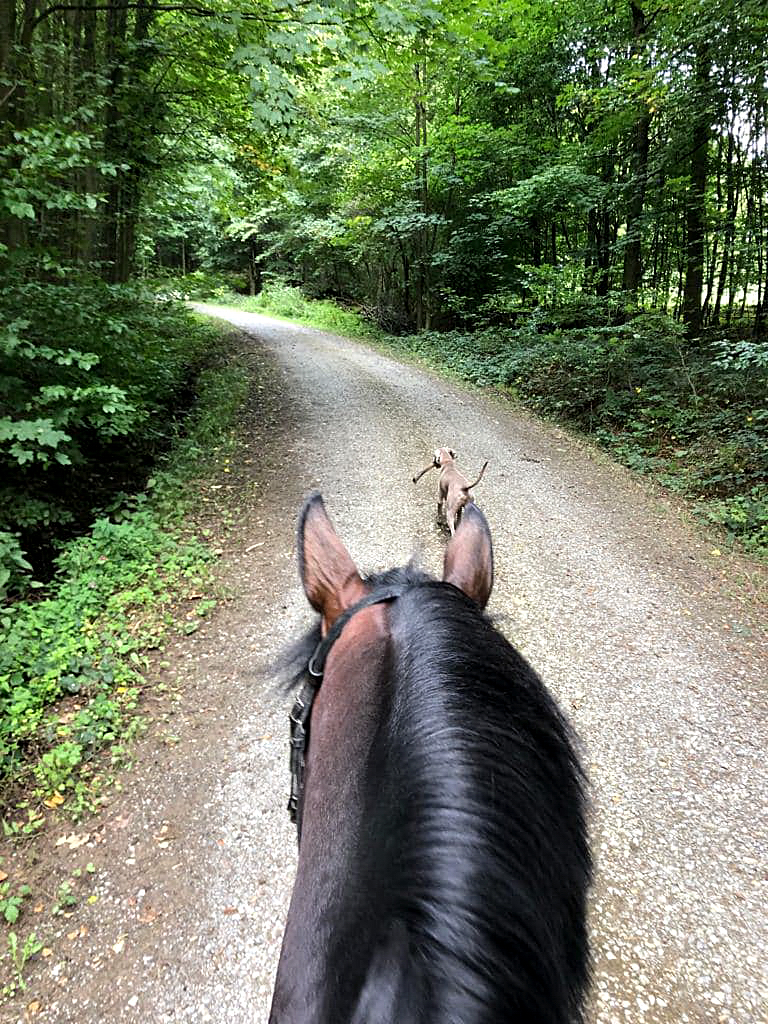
1,306,766,1023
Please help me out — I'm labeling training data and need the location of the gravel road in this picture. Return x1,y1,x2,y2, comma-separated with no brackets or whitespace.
5,306,766,1024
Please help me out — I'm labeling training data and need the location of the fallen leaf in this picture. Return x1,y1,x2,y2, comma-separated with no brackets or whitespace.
139,905,158,924
111,936,125,955
41,948,53,958
0,870,7,882
223,907,238,915
27,1001,41,1015
55,832,90,850
44,792,65,808
66,930,79,941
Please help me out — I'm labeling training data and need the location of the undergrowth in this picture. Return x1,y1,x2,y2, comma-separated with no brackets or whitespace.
0,337,248,814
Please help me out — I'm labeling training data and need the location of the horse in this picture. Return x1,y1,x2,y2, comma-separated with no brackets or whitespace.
269,492,591,1024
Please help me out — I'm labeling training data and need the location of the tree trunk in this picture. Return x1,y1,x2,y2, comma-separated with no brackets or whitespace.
397,236,411,326
248,238,261,296
532,214,542,268
75,0,99,266
711,130,737,326
101,0,129,279
0,0,17,251
596,205,612,297
622,1,651,297
681,42,712,336
1,0,39,254
413,52,430,331
101,0,157,283
0,0,15,107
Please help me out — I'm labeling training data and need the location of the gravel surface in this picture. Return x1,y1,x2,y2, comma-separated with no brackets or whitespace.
3,305,766,1024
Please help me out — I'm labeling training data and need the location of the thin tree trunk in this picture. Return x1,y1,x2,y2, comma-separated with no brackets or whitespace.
622,1,651,297
101,0,129,279
101,0,157,283
532,214,542,269
682,42,712,336
1,0,39,253
596,204,612,297
712,130,738,325
414,52,430,330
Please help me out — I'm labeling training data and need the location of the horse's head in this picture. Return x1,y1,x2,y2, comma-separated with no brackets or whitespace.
272,493,590,1024
290,490,492,832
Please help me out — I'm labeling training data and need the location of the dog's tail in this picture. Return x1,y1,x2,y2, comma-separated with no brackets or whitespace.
463,461,488,491
412,463,436,484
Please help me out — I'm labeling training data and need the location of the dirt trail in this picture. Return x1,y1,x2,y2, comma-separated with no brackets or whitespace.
3,306,766,1024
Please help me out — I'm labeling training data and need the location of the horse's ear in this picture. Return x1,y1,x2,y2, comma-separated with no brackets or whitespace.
442,503,494,608
298,493,367,628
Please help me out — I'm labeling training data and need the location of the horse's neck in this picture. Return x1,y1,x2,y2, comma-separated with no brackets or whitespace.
348,920,424,1024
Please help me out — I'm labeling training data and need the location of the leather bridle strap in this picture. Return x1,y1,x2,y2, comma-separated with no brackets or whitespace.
307,583,408,678
288,583,407,834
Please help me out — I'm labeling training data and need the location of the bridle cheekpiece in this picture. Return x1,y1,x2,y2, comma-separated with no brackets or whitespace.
287,583,407,837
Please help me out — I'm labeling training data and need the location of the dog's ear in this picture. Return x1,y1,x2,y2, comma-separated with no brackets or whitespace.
449,448,457,459
298,492,367,630
442,503,493,608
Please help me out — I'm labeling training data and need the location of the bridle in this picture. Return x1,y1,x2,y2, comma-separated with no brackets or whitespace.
287,583,407,838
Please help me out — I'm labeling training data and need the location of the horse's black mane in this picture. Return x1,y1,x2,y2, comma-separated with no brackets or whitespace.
284,564,591,1024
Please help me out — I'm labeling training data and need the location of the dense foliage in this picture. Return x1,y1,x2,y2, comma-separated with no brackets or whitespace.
0,345,247,808
0,282,221,589
175,0,768,340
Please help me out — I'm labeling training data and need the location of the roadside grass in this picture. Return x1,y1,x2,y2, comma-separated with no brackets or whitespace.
154,270,383,341
0,325,248,821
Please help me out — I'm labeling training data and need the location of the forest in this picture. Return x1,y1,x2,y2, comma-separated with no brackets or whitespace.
1,0,767,794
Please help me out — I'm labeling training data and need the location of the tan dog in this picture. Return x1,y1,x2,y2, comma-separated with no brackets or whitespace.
413,447,488,535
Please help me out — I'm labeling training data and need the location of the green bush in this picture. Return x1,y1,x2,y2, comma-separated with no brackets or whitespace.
0,276,221,584
150,269,247,301
0,507,211,786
